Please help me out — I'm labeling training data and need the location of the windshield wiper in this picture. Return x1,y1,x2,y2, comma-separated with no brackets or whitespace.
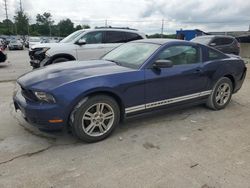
104,59,122,66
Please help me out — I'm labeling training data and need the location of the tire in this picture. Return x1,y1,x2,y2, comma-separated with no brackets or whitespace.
71,95,120,142
52,57,70,64
206,77,233,110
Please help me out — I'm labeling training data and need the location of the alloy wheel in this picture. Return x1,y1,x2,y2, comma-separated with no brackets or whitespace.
215,83,231,106
81,103,115,137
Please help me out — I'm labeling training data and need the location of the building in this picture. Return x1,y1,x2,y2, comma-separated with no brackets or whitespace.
176,29,208,41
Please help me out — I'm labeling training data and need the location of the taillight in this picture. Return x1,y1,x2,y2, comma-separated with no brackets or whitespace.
237,42,240,48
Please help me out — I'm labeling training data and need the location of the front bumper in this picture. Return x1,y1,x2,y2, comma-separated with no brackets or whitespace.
9,45,23,50
29,49,49,68
13,89,66,130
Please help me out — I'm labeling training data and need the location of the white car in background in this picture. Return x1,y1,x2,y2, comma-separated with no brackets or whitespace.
28,37,41,48
29,27,146,68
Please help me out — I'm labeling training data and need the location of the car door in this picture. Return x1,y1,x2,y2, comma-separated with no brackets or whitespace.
144,44,209,106
76,31,107,60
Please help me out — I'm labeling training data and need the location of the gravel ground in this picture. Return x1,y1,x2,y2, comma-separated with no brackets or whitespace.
0,50,250,188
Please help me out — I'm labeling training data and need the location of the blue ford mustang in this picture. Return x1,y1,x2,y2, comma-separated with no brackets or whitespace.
13,39,247,142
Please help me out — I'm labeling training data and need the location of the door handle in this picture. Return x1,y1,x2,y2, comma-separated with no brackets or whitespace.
194,68,203,74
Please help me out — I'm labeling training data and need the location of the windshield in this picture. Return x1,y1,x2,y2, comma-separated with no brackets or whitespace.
102,42,160,69
60,30,85,43
29,38,40,42
191,37,212,45
10,40,21,44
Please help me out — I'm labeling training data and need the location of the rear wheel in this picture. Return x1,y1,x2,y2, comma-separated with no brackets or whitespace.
206,77,233,110
71,95,120,142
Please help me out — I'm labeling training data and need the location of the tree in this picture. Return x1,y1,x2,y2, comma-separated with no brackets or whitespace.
14,11,29,35
57,19,74,37
82,24,90,29
36,12,54,36
0,19,14,35
75,25,82,30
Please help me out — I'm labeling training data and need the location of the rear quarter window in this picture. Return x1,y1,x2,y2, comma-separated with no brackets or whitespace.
125,32,143,42
208,48,227,60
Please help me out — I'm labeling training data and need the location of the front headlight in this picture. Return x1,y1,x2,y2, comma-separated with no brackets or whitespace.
34,91,56,103
40,47,50,53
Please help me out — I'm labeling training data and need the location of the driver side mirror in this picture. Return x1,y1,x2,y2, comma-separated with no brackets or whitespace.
76,39,86,45
153,59,173,69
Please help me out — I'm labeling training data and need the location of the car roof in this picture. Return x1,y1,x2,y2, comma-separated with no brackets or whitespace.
79,28,143,34
131,38,192,45
195,35,235,39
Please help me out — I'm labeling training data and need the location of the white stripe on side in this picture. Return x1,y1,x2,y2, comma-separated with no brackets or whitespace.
125,90,212,114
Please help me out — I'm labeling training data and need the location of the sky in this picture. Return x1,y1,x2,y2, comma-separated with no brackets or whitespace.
1,0,250,34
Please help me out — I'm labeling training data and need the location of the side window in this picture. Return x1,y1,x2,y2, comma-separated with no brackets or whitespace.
157,45,201,65
208,49,225,60
212,38,233,46
80,31,103,44
125,32,143,42
105,31,126,43
223,38,234,45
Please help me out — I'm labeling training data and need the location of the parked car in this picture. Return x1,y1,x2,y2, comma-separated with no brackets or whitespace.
191,35,240,55
0,39,5,50
0,47,7,63
8,40,24,50
13,39,247,142
28,37,41,48
29,27,146,68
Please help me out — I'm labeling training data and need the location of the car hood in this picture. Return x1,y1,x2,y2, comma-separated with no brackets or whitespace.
31,42,71,49
18,60,134,90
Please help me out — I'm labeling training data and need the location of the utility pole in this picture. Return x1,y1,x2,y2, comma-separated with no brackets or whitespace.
4,0,10,34
105,19,108,27
161,19,164,38
49,23,52,38
19,0,23,12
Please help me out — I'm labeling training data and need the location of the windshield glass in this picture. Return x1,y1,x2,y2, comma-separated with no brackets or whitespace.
191,37,212,45
102,42,160,69
29,37,40,42
60,30,85,43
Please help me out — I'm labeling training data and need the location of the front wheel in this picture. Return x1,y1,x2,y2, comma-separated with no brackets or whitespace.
206,77,233,110
71,95,120,142
52,57,70,64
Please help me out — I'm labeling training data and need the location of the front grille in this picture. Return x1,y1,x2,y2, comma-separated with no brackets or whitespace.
29,49,36,59
29,48,46,61
21,87,38,102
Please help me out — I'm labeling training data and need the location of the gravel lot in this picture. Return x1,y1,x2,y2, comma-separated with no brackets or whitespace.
0,50,250,188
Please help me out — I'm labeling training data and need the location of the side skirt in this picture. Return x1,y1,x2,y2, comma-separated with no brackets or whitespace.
125,90,212,115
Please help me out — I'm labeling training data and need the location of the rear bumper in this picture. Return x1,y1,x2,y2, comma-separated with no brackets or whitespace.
234,67,247,93
13,89,66,130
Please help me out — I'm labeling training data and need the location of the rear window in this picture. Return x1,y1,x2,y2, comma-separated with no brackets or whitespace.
208,48,226,60
212,37,234,45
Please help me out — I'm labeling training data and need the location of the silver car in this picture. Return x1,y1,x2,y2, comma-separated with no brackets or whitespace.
8,40,24,50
